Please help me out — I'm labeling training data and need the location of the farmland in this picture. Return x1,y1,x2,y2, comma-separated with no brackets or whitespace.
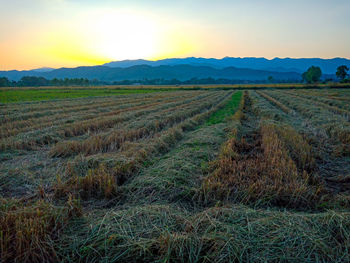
2,83,350,103
0,88,165,103
1,87,350,262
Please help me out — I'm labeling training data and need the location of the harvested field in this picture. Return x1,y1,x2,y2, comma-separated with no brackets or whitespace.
1,87,350,262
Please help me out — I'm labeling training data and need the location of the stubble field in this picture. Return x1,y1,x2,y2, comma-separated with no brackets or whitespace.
1,87,350,262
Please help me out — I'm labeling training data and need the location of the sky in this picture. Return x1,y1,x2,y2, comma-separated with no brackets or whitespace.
0,0,349,70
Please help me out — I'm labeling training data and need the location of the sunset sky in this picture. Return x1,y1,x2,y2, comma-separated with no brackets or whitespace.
1,0,349,70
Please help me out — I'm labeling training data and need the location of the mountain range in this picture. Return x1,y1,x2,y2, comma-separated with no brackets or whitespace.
103,57,350,74
0,65,301,82
1,57,348,82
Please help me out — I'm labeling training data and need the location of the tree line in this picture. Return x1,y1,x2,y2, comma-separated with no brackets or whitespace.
0,77,93,87
0,76,296,87
301,65,349,84
0,65,349,87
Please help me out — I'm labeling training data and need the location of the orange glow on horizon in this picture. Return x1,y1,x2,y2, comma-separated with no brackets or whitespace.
0,9,200,70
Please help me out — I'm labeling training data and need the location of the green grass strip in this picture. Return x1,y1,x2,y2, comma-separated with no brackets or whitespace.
0,88,166,103
205,91,242,125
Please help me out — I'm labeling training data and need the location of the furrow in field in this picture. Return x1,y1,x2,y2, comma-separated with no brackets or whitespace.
0,94,157,124
1,91,159,113
0,92,228,198
1,99,153,138
253,91,350,193
281,90,350,120
266,90,350,153
50,92,229,157
0,91,190,123
0,92,199,138
201,91,346,209
122,92,243,205
0,91,196,124
256,91,294,114
293,90,350,110
0,94,133,120
296,89,350,102
53,91,234,200
0,92,216,151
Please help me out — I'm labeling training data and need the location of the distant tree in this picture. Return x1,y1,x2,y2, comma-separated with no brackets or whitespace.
83,78,90,85
336,65,349,82
324,78,334,84
0,77,11,87
267,76,274,83
302,66,322,84
91,79,99,85
18,76,50,86
169,78,181,85
51,78,60,86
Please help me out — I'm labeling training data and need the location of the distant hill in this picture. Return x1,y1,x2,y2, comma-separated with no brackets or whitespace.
31,67,55,73
0,64,301,82
104,57,350,74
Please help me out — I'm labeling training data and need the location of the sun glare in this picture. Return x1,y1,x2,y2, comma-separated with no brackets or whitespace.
87,11,158,61
0,8,200,70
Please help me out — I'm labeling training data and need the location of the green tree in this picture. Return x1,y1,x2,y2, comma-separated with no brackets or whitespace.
267,76,274,83
51,78,60,86
336,65,349,82
302,66,322,84
18,76,50,87
0,77,11,87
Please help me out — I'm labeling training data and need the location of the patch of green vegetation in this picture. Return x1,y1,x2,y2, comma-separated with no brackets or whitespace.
124,123,228,204
205,91,242,125
0,88,165,103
